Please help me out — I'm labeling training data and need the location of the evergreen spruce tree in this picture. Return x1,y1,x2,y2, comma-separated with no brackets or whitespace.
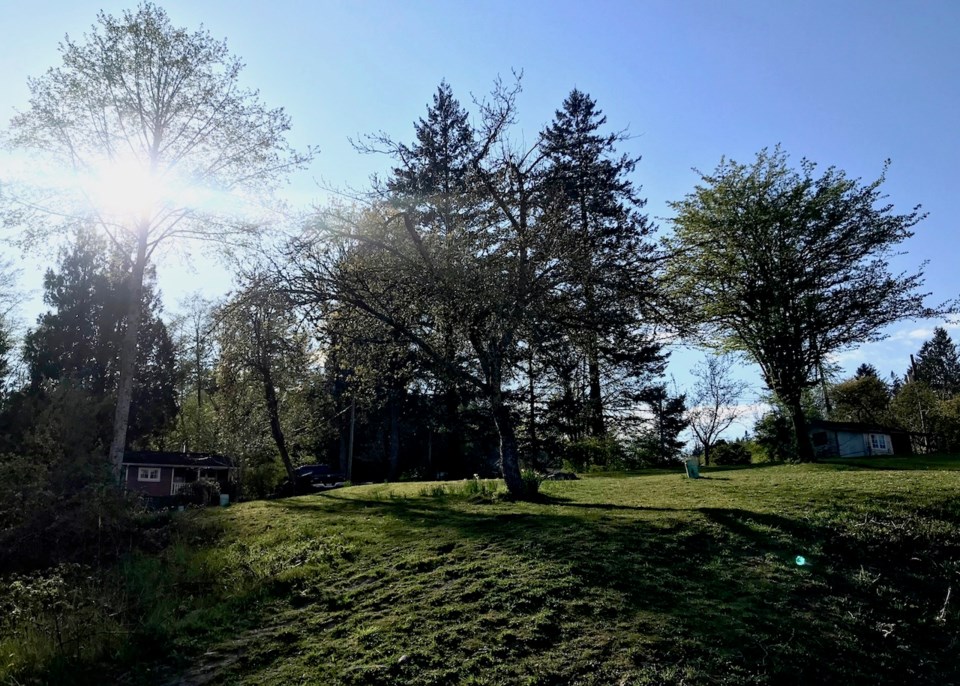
639,384,688,462
540,89,664,437
912,327,960,397
379,82,480,472
23,230,177,447
387,81,477,228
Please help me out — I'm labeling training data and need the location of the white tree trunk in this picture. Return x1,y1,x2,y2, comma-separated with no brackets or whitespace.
108,227,148,482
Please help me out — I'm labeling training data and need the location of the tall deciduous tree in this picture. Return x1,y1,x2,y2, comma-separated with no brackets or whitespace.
216,275,312,485
687,355,749,465
667,147,940,461
167,294,218,452
4,3,312,479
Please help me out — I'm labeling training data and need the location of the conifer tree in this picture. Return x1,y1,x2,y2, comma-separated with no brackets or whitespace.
911,327,960,398
23,230,177,446
540,89,664,437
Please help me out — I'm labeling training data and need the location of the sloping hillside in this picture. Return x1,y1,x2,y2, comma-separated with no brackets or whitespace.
11,459,960,685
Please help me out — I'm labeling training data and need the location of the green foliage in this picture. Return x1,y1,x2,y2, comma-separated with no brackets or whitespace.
21,230,178,447
890,380,938,436
667,146,937,461
0,448,138,573
936,396,960,453
624,432,679,468
177,478,221,507
912,326,960,397
562,435,624,472
636,384,689,463
0,564,124,678
753,410,796,462
519,469,543,499
538,88,666,436
710,439,752,465
830,374,892,425
241,457,287,500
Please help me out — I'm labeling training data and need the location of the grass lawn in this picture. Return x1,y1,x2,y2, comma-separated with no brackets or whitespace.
10,457,960,685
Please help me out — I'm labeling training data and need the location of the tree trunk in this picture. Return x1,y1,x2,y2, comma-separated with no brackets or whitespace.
347,397,356,482
787,398,816,462
108,226,148,483
261,367,296,484
703,444,711,466
587,341,606,437
338,424,348,477
388,391,400,481
490,394,523,496
443,386,462,471
528,353,537,454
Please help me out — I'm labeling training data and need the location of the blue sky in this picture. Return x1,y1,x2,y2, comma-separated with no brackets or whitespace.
1,0,958,419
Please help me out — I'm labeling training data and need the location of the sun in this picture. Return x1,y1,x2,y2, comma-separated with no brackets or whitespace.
81,157,169,221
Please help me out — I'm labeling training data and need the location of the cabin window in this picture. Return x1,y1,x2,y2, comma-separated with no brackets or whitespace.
138,467,161,482
870,434,887,450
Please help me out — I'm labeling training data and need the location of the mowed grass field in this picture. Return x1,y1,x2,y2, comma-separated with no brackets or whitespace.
14,457,960,685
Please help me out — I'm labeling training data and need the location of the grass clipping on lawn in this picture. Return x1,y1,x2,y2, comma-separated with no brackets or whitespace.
8,459,960,685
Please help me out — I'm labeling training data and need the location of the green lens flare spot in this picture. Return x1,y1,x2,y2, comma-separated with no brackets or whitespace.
795,555,807,566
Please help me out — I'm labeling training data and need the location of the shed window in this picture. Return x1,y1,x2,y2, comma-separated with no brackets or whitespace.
870,434,887,450
138,467,161,482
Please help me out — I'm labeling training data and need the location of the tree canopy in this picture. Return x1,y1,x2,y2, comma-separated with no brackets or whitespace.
284,82,667,495
3,2,312,477
667,147,941,461
910,326,960,398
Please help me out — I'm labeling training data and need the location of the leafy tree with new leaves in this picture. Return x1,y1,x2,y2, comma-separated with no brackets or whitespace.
667,147,941,461
216,274,313,485
829,374,891,426
4,3,312,480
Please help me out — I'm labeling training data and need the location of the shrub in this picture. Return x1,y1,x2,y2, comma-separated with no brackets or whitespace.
0,563,124,678
711,440,752,465
519,469,542,499
563,436,624,472
754,411,796,462
0,453,138,574
241,458,286,499
176,478,221,506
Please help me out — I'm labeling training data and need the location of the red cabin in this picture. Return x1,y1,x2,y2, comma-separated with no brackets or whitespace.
123,451,234,501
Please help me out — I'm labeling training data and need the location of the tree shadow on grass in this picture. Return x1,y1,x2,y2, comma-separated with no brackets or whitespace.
821,455,960,472
264,492,958,685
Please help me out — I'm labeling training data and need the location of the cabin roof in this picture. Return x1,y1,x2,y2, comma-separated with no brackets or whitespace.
122,451,234,469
